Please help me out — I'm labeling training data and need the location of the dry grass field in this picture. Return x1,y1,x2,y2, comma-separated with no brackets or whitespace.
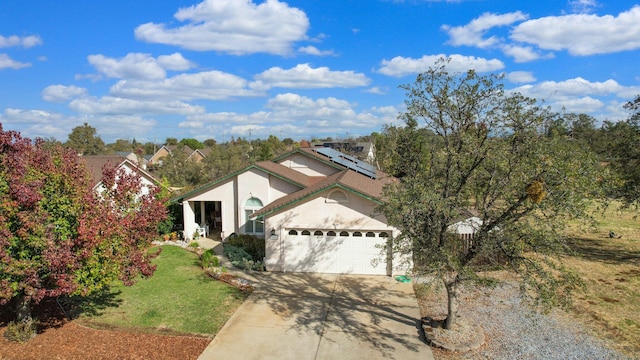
563,204,640,356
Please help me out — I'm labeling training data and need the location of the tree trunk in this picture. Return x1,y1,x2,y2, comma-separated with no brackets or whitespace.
443,272,460,330
16,294,32,323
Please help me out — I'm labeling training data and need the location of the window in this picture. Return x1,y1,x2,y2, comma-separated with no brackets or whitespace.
326,190,349,203
327,231,336,236
288,230,298,235
244,197,264,234
313,230,323,236
339,231,349,237
353,231,362,237
379,232,389,238
302,230,311,236
366,232,375,237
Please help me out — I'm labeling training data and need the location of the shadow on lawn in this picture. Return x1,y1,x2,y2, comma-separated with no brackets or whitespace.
57,288,123,320
566,236,640,265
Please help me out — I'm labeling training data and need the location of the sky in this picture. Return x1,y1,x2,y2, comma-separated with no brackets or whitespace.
1,0,639,144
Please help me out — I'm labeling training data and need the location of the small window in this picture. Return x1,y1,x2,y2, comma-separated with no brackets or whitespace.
339,231,349,237
313,230,323,236
353,231,362,237
326,190,349,203
366,232,375,237
327,231,336,236
302,230,311,236
379,232,389,238
288,230,298,235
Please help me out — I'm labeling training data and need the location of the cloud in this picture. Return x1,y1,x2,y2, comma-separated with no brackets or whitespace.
42,85,88,103
365,86,387,95
377,54,504,77
505,71,536,83
69,96,205,115
87,52,195,80
0,34,42,48
569,0,598,14
511,6,640,55
134,0,310,55
110,70,262,101
253,63,370,89
442,11,529,48
180,93,401,140
501,44,552,63
297,46,335,56
0,54,31,69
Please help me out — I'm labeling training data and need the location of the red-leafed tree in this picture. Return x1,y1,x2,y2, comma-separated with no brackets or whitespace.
0,124,167,330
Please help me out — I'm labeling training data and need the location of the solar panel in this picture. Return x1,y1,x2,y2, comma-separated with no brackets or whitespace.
314,147,377,179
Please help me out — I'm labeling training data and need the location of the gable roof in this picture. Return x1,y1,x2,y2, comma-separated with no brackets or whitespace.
82,155,161,190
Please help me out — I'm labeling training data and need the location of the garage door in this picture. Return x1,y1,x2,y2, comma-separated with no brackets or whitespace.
283,230,390,275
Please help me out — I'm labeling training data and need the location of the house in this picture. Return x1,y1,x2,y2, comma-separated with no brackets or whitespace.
115,151,148,170
82,155,161,196
173,147,404,275
148,144,206,167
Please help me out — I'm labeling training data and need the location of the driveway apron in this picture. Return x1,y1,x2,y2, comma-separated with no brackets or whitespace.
198,273,434,360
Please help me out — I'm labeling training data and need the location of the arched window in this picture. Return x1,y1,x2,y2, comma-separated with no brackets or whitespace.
288,230,298,235
313,230,323,236
327,231,336,236
353,231,362,237
326,190,349,203
379,232,389,238
339,231,349,237
366,232,375,237
244,197,264,234
302,230,311,236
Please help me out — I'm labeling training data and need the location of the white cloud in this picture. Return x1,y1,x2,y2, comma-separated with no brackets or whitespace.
501,44,552,63
442,11,528,48
366,86,387,95
569,0,598,14
297,46,335,56
511,6,640,55
377,54,504,77
110,70,262,101
0,34,42,48
253,63,370,89
505,71,536,83
134,0,310,55
69,96,205,115
0,54,31,69
42,85,88,103
87,52,195,80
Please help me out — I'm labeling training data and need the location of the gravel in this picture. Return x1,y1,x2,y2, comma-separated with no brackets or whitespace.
428,282,632,360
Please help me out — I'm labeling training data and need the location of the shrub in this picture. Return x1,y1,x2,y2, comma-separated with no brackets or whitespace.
189,241,200,248
223,244,263,271
4,320,38,343
200,249,219,268
226,234,265,261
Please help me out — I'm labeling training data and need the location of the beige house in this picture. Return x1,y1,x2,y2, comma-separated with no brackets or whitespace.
174,148,404,276
82,155,161,196
148,145,206,167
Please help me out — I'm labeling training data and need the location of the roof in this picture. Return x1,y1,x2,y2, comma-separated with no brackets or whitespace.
173,147,396,217
81,155,161,190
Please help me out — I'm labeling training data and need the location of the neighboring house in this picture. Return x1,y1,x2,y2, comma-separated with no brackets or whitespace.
115,151,148,170
173,147,404,275
82,155,161,196
448,209,483,240
310,141,376,163
148,145,206,167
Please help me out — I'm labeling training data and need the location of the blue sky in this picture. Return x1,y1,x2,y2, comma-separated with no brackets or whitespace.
1,0,639,144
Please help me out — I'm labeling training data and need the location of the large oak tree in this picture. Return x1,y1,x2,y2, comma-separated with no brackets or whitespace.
380,61,601,330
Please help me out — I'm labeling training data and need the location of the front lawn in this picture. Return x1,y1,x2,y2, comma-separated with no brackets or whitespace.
75,245,248,336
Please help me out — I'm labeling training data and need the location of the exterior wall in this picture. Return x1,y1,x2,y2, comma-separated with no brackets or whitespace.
184,178,236,240
236,169,271,234
278,154,340,177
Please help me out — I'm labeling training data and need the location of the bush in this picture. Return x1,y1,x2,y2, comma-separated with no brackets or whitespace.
226,234,265,261
223,244,263,271
200,249,219,268
4,320,38,343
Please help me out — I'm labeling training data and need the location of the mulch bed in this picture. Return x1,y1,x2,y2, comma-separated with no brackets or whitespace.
0,299,211,360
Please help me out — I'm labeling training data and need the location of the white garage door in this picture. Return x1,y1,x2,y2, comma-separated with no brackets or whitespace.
283,230,390,275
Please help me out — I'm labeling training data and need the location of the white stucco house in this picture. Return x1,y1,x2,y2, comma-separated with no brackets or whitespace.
173,147,405,276
82,155,161,196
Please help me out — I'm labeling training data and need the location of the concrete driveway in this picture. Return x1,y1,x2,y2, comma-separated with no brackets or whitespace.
198,273,434,360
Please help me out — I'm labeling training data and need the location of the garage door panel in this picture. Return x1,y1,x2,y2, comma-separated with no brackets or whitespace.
284,231,388,275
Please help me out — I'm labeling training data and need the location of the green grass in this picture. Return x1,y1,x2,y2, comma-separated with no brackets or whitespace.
76,245,247,336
